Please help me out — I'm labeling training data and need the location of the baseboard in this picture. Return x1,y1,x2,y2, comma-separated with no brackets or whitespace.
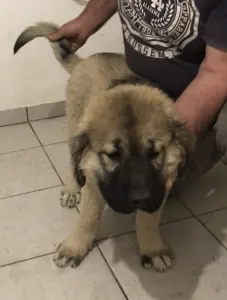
0,101,66,127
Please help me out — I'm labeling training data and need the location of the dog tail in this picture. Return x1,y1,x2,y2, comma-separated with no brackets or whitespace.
14,22,81,74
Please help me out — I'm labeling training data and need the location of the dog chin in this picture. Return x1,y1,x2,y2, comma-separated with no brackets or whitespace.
105,200,136,214
100,190,164,215
106,200,163,215
98,176,165,215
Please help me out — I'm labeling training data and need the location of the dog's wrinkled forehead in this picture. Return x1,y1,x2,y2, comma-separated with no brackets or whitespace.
83,85,173,150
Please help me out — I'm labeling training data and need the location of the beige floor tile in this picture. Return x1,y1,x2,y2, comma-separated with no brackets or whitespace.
45,142,69,182
0,123,39,154
180,163,227,215
100,218,227,300
0,148,61,198
162,199,191,223
0,187,77,266
97,206,135,240
0,249,125,300
199,208,227,248
31,117,68,145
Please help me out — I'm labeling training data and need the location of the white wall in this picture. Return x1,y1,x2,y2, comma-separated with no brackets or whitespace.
0,0,124,111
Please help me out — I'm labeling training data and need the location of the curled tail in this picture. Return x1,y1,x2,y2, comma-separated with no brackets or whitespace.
14,22,81,73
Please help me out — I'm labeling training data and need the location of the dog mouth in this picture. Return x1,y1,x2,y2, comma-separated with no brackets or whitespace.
99,171,166,214
98,160,166,214
108,200,137,214
99,190,166,214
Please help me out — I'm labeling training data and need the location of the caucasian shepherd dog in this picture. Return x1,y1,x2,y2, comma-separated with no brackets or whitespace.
14,22,195,272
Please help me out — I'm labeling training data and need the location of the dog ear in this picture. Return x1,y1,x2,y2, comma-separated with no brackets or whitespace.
171,119,196,151
69,133,90,187
169,118,196,175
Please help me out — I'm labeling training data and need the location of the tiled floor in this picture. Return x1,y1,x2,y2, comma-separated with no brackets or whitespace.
1,117,227,300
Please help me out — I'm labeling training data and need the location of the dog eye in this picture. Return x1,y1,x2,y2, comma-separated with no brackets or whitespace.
146,148,159,159
105,150,121,160
146,139,159,159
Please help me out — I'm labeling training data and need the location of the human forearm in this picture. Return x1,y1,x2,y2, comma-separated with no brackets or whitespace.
80,0,118,35
174,46,227,138
174,69,227,137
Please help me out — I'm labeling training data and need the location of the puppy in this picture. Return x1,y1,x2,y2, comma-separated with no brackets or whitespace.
14,22,195,272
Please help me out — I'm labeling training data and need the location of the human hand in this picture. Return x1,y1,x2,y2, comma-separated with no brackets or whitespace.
49,17,91,52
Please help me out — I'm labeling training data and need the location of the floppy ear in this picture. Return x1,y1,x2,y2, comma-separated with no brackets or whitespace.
69,133,90,187
168,117,196,177
171,119,196,153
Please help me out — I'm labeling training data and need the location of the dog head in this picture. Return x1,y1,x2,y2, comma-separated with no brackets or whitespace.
70,83,195,214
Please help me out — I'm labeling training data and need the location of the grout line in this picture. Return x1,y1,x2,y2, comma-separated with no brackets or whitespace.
0,121,67,156
178,197,227,251
25,107,29,121
97,246,129,300
0,121,28,128
0,111,66,128
0,209,211,272
97,230,136,243
27,122,42,146
0,212,193,270
29,114,66,123
28,122,64,185
43,148,64,185
192,206,227,217
42,140,68,147
0,185,62,201
0,251,54,269
28,120,80,213
160,214,195,225
0,145,41,157
173,194,227,219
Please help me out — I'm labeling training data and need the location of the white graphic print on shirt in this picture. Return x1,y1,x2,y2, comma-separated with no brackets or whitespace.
118,0,200,58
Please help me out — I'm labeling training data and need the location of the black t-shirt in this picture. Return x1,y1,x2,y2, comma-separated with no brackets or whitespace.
118,0,227,99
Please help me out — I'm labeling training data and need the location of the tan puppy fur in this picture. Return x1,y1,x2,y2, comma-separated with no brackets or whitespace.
14,22,195,272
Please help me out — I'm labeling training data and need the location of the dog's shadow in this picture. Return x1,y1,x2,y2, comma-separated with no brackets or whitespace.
99,199,227,299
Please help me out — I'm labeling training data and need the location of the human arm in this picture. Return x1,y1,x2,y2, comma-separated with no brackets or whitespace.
174,0,227,139
174,45,227,138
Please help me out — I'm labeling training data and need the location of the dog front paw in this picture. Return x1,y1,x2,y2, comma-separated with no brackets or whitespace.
60,187,81,208
53,234,94,268
140,248,174,272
